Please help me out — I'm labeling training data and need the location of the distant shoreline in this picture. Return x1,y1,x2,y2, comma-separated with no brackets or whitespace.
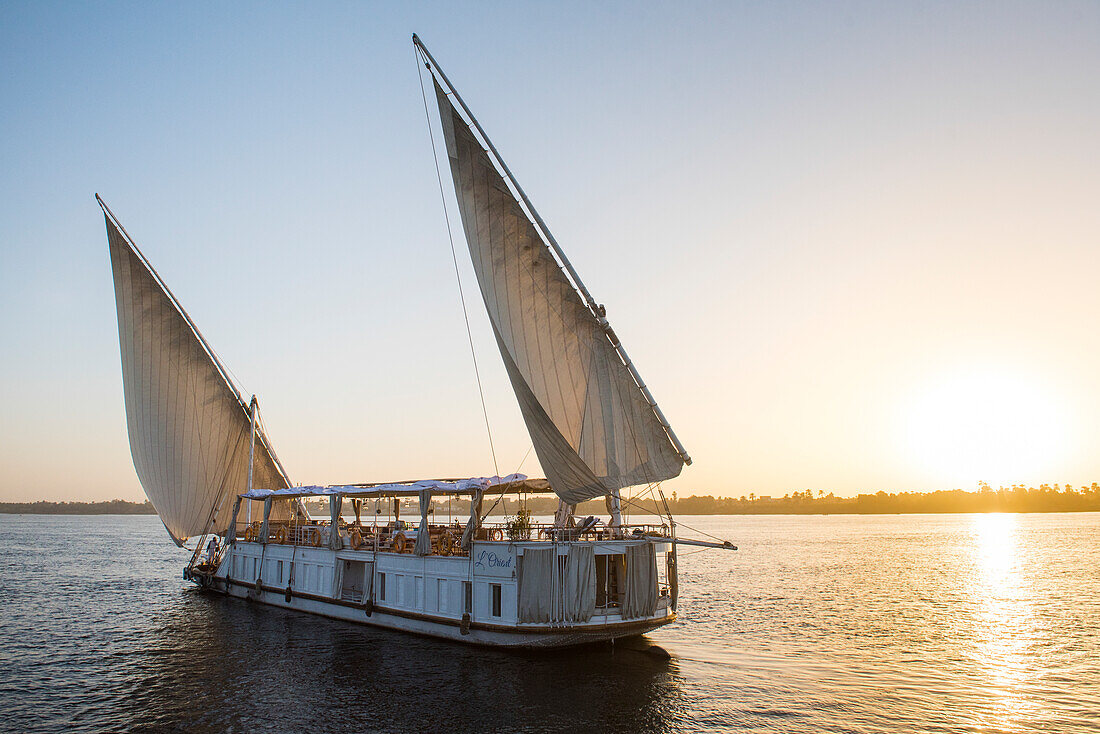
650,484,1100,516
0,500,157,515
3,484,1100,517
4,509,1100,517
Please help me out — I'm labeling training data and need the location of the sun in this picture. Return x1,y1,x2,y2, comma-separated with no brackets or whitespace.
901,370,1067,486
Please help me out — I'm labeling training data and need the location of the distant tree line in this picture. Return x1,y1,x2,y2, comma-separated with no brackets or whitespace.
7,483,1100,516
0,499,158,515
648,482,1100,515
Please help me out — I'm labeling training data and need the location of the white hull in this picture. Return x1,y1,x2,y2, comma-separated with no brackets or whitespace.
195,539,676,649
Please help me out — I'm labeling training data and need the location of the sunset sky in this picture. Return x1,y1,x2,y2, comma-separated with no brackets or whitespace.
2,1,1098,502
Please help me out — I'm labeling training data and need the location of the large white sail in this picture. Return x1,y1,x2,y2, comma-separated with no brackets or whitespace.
432,80,685,504
104,208,290,545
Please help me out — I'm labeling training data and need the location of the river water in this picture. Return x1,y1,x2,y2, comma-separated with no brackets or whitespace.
0,513,1097,733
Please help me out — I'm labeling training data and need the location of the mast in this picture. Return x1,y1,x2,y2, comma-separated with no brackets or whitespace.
412,35,691,468
246,395,258,523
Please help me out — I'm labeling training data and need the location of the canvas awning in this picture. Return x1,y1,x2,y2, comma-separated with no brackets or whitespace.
240,474,552,500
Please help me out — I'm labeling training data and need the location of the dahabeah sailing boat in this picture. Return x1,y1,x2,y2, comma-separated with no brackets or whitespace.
100,35,734,648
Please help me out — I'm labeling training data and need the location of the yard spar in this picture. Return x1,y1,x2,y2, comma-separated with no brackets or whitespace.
414,36,691,510
99,196,295,546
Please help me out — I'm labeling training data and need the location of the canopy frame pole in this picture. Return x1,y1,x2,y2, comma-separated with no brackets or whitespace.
411,36,691,467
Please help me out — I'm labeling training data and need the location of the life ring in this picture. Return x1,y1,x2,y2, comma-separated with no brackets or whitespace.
438,532,455,556
309,528,322,547
392,533,407,554
350,529,363,550
244,526,256,542
488,528,504,542
275,527,287,544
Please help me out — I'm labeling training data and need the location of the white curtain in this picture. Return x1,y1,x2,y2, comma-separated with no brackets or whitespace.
225,497,242,546
564,544,596,622
668,548,678,612
414,488,432,556
518,548,555,623
259,498,272,545
460,488,484,550
622,543,658,619
331,560,344,599
329,496,343,550
553,500,576,528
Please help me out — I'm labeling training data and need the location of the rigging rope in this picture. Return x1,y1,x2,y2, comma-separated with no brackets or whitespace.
415,45,499,478
479,444,535,521
617,494,732,545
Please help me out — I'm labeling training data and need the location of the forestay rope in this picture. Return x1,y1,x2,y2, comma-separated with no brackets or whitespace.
415,43,499,478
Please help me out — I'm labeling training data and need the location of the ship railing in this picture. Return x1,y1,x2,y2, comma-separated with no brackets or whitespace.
227,520,333,546
477,521,670,543
225,520,670,552
228,521,472,556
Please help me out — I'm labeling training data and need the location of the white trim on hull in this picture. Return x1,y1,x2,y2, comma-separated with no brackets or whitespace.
192,539,676,649
195,575,672,648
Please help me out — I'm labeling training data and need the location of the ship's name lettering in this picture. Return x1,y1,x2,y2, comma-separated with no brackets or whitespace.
475,550,512,569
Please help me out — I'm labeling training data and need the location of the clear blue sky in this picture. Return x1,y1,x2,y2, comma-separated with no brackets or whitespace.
2,1,1099,501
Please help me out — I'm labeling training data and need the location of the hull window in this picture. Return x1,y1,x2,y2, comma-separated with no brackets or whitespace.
491,583,502,617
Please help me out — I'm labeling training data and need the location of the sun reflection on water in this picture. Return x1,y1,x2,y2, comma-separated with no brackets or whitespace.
969,514,1038,729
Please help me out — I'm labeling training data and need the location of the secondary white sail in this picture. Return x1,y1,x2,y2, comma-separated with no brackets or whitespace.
103,205,291,545
431,80,685,504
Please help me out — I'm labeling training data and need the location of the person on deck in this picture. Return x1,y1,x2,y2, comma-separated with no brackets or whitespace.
205,536,220,564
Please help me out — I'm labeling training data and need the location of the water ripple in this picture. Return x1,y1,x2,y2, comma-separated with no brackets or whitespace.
0,513,1097,733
